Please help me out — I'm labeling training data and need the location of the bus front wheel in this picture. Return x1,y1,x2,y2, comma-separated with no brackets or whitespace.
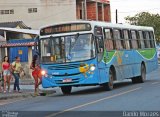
61,86,72,95
103,69,114,91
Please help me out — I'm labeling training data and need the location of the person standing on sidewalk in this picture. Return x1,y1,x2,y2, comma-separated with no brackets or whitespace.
2,56,11,93
12,56,22,93
30,55,42,96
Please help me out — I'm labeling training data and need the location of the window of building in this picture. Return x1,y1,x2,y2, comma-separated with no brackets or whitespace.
10,9,14,14
113,29,123,50
80,10,82,19
131,30,138,49
104,28,114,50
5,10,9,14
123,30,130,49
0,9,14,15
28,8,37,13
0,10,4,15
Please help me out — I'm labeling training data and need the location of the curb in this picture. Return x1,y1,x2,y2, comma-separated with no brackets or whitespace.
10,82,34,85
0,92,33,100
0,90,56,100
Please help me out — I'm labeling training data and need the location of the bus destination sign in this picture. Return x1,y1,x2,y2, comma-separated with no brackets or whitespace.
40,23,91,36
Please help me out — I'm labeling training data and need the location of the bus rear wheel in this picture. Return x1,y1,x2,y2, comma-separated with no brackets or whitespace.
132,64,146,83
61,86,72,95
138,64,146,83
103,69,114,91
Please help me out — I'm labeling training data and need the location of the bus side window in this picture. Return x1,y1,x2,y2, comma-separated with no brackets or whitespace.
146,31,151,48
136,31,141,49
123,30,130,50
131,30,138,49
96,36,104,53
149,31,155,48
104,28,114,51
139,31,145,49
143,31,150,48
120,30,125,49
113,29,123,50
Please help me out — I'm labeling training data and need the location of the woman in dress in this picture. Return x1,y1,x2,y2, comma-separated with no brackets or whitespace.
30,55,42,96
2,56,11,93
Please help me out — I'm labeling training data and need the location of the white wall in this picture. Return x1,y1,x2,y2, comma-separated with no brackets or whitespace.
0,0,76,29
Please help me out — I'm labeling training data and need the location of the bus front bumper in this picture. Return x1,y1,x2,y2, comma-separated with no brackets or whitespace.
42,74,99,88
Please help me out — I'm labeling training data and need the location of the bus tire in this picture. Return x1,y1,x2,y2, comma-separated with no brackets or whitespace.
103,69,114,91
132,64,146,83
131,77,139,83
138,64,146,83
61,86,72,95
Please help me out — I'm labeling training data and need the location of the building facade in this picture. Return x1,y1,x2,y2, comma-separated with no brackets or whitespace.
76,0,111,22
0,0,111,29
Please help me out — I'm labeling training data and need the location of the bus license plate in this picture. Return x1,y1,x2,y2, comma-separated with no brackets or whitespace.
63,78,72,83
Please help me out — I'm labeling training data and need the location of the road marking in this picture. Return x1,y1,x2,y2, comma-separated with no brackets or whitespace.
151,82,160,85
46,87,142,117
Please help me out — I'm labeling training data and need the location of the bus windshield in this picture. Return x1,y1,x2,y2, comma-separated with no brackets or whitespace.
40,33,96,63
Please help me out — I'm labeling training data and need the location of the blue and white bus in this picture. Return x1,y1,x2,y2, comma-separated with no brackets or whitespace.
38,21,158,94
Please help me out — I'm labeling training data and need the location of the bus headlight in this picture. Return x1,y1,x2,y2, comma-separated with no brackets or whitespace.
90,65,96,71
41,70,47,76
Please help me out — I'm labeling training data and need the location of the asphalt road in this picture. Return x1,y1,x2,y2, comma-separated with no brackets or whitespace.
0,65,160,117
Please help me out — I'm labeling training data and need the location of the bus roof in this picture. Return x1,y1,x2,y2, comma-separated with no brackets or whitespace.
39,20,154,32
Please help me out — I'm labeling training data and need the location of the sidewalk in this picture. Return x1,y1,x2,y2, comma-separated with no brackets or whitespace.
0,79,56,100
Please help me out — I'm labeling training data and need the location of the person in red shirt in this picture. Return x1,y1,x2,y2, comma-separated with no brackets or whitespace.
2,56,11,93
30,55,42,96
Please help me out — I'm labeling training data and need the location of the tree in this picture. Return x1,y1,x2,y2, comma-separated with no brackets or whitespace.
125,12,160,43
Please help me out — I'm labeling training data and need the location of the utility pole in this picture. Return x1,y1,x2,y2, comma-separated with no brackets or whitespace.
116,9,118,23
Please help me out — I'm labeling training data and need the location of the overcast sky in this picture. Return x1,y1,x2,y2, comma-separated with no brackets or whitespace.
110,0,160,23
